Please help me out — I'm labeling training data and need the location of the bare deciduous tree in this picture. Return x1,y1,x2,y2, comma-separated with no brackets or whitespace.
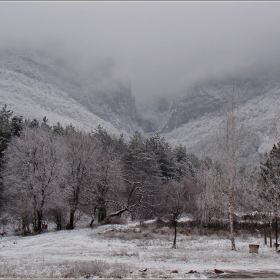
81,146,125,225
162,179,189,249
216,86,244,250
196,165,225,227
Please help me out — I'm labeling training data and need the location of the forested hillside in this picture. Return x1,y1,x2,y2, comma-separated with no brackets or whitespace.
0,103,280,253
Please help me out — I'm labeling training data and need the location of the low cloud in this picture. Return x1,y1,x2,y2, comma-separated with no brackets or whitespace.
1,2,280,104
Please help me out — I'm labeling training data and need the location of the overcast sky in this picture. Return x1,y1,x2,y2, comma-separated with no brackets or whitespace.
1,2,280,104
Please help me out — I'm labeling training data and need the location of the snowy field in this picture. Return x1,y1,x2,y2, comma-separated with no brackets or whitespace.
1,220,280,279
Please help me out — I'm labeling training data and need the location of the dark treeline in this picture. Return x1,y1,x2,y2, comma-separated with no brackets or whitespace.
0,105,279,250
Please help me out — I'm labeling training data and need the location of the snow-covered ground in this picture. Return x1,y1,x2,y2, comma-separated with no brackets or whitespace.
1,221,280,278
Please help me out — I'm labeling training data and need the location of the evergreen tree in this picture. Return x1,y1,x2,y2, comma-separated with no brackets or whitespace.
64,130,102,229
11,115,23,137
122,131,161,219
0,105,15,158
41,116,51,131
146,133,177,180
259,142,280,213
258,143,280,250
0,105,23,212
93,125,115,149
173,144,188,178
52,122,65,135
26,118,40,128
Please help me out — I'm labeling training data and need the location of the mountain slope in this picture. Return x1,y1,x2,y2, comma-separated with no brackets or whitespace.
161,69,280,134
0,49,138,137
159,82,280,166
0,48,279,165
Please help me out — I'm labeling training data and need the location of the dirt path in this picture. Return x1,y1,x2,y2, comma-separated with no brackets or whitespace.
208,269,280,278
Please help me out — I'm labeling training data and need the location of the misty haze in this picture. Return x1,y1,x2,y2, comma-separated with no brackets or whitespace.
1,2,280,279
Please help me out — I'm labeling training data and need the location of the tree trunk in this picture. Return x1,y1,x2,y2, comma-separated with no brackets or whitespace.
97,206,107,223
22,216,30,236
69,210,75,230
37,210,43,233
172,219,177,249
229,212,235,250
275,216,278,250
264,226,267,245
229,184,236,250
90,217,95,227
56,213,62,231
270,221,272,248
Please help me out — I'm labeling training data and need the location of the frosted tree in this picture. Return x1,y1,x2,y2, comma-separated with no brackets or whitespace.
216,87,244,250
81,127,139,224
63,130,102,229
81,145,125,224
195,162,225,227
184,152,201,182
3,127,66,233
76,128,153,224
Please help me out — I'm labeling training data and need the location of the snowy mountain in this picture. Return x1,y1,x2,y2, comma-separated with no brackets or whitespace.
0,49,139,138
139,67,280,165
0,48,279,165
162,88,280,166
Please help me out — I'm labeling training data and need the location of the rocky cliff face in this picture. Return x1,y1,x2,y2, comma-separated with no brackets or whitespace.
161,91,226,133
87,84,139,133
